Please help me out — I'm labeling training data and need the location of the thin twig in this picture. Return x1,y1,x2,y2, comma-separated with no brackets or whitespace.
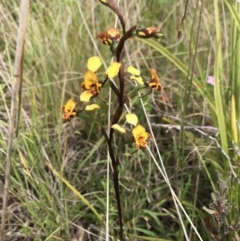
178,0,189,38
0,1,29,240
152,123,219,134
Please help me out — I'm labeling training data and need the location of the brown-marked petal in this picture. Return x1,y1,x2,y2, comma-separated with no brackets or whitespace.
83,71,98,89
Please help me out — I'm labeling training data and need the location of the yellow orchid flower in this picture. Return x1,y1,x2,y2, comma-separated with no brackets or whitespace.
97,27,121,46
127,66,161,91
148,69,161,91
82,70,102,91
81,57,103,101
136,27,163,39
132,125,151,149
62,98,77,120
80,56,123,102
81,70,102,100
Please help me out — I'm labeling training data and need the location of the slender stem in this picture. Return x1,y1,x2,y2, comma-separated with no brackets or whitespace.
101,25,137,241
0,1,29,240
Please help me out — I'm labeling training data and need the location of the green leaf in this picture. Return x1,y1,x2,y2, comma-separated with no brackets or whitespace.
224,0,240,32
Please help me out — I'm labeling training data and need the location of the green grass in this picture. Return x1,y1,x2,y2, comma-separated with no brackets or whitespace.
1,0,240,240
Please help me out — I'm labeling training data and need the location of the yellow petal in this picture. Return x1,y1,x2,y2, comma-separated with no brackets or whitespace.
106,62,121,78
132,125,146,139
85,104,100,111
87,56,102,72
111,124,126,133
66,98,77,109
80,91,92,102
130,76,144,85
126,113,138,126
127,66,140,76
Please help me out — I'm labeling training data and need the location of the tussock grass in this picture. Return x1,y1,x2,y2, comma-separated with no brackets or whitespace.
1,0,240,240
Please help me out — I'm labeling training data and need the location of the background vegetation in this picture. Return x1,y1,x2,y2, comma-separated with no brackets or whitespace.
0,0,240,240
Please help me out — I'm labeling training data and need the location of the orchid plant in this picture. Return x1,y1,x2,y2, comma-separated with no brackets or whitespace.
62,0,162,240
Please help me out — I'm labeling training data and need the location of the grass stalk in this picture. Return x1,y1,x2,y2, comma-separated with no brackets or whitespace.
0,1,29,240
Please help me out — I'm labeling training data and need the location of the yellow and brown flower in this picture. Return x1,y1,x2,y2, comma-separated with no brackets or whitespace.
125,113,151,149
127,66,161,91
80,56,121,102
148,69,161,91
110,113,151,149
97,27,121,45
136,27,162,39
62,98,77,120
81,70,102,97
80,56,103,102
132,125,151,149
